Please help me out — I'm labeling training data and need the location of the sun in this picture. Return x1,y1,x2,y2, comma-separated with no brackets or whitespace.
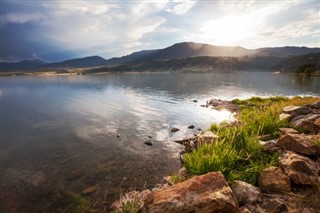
201,15,255,45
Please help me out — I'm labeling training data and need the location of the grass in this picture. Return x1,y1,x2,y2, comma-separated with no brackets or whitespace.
112,192,140,213
70,193,91,213
170,174,187,185
184,96,320,185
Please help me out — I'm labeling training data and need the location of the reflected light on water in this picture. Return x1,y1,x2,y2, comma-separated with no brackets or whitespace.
212,109,236,123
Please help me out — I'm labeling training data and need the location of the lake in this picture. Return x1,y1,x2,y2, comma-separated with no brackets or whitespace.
1,72,319,212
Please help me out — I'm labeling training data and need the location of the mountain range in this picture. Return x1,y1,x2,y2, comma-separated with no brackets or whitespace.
1,42,320,72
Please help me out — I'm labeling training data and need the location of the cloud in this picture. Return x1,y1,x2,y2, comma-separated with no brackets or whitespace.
166,0,197,15
0,0,319,61
1,12,46,24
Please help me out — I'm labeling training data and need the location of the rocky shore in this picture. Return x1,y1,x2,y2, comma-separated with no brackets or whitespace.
111,99,320,213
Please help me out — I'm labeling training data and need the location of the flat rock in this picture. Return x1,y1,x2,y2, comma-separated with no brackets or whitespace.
141,172,240,213
259,166,291,193
279,113,291,121
278,128,299,135
283,105,312,115
197,131,219,146
276,133,320,156
232,180,262,205
279,151,320,186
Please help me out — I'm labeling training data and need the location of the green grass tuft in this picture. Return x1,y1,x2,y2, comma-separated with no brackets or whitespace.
184,96,320,185
71,194,91,213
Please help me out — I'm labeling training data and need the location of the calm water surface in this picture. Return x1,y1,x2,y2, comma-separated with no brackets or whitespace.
1,72,319,212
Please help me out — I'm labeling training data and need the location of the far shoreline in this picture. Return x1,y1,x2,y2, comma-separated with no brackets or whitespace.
1,69,320,77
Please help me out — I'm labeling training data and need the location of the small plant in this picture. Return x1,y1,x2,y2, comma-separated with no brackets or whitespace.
113,192,140,213
170,174,186,184
70,193,91,213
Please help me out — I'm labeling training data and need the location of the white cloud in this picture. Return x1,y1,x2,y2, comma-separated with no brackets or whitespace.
167,0,197,15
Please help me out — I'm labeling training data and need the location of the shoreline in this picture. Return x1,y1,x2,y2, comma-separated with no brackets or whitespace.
1,69,320,77
111,96,320,213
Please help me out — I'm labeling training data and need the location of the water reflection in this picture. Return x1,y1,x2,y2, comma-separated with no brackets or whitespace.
1,72,319,212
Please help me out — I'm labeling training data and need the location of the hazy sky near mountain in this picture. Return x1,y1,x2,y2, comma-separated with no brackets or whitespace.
1,0,319,62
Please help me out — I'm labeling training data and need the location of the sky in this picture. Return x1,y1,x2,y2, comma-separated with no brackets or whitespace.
1,0,319,62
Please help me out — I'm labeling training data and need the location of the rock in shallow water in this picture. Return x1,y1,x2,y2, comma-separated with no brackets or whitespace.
171,127,180,133
188,125,195,129
144,141,153,146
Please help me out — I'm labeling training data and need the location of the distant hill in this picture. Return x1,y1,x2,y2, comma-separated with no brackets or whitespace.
271,53,320,72
42,56,107,69
103,42,320,65
255,46,320,57
88,56,242,73
1,42,320,72
0,59,46,72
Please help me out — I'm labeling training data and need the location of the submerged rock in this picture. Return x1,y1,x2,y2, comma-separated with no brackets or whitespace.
141,172,240,213
188,125,195,129
171,127,180,133
82,185,98,195
144,141,153,146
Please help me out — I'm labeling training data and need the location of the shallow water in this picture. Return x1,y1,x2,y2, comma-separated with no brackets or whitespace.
1,72,319,212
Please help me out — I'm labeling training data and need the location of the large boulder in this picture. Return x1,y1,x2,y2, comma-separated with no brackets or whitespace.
279,151,320,186
231,181,262,205
276,133,320,156
259,166,291,193
142,172,240,213
291,114,320,134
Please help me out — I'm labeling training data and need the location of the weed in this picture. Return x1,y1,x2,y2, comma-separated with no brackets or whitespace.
70,193,91,213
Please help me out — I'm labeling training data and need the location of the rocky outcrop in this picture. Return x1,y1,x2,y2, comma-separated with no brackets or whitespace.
111,173,240,213
291,114,320,134
259,166,291,193
142,172,240,213
283,105,312,115
278,151,320,186
276,133,320,156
